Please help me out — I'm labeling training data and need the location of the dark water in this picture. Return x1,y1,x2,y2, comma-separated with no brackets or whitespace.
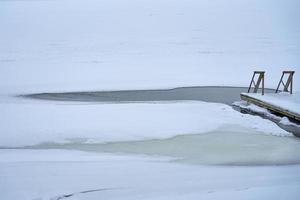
24,86,274,105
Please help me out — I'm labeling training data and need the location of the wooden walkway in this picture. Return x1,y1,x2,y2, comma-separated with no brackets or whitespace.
240,93,300,122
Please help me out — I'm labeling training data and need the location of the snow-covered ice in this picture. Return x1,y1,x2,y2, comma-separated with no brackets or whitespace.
1,149,300,200
0,97,291,147
0,0,299,95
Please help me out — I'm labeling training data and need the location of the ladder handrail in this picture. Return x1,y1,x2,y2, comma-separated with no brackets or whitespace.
276,71,295,94
247,71,265,95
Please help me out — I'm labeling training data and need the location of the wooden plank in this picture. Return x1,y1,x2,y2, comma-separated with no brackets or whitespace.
253,74,262,93
240,94,300,122
283,71,295,73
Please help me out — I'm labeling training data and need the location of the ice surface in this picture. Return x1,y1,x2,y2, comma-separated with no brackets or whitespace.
0,0,299,95
1,150,300,200
0,97,291,147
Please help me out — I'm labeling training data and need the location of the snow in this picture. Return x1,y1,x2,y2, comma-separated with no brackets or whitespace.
242,92,300,115
0,96,291,147
233,100,300,128
1,149,300,200
1,0,300,199
0,0,299,95
280,116,297,126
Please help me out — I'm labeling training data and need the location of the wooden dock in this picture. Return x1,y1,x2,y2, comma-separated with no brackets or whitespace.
240,93,300,122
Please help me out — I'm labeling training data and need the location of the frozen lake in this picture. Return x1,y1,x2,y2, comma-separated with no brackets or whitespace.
1,0,299,199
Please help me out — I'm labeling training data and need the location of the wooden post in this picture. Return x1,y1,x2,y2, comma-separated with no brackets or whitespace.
276,71,295,94
247,71,265,95
248,73,256,93
262,73,264,95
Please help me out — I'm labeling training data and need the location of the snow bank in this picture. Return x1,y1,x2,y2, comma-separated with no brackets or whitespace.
233,100,300,128
0,0,299,95
0,97,290,147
